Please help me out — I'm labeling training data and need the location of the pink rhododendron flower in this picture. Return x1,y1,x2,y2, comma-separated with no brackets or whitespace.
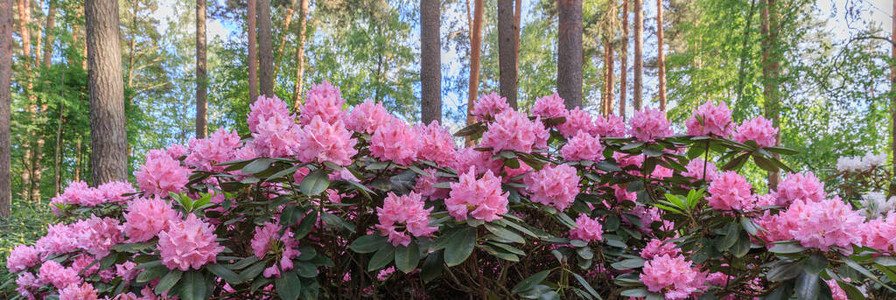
826,279,848,300
471,92,511,121
377,266,396,281
59,282,99,300
569,214,603,242
733,116,778,147
641,238,681,259
165,143,188,159
184,128,242,171
640,254,705,300
613,184,637,203
416,121,457,166
686,101,734,137
531,93,568,119
96,181,135,203
524,164,580,211
296,116,358,166
346,99,395,134
480,110,549,153
370,119,421,165
38,260,80,289
35,223,79,256
414,168,450,200
73,216,123,259
247,95,293,132
774,172,826,206
683,158,718,180
6,245,40,272
123,197,179,242
614,152,644,168
446,167,509,222
71,255,99,276
629,108,674,142
50,181,102,209
250,222,301,278
594,114,627,137
157,214,224,271
116,261,140,282
376,192,438,246
135,153,189,198
561,131,605,161
252,108,302,158
779,198,864,251
15,272,40,299
557,107,598,137
300,81,346,125
451,148,502,175
706,171,754,211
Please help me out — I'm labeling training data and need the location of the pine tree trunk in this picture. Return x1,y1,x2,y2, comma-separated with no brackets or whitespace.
248,0,258,103
17,0,33,201
53,104,63,196
498,0,518,109
1,0,12,217
42,0,55,69
74,137,81,182
761,0,781,191
619,0,628,118
557,0,583,109
656,0,666,112
604,42,614,116
467,0,483,128
195,0,207,138
632,0,643,110
292,0,308,109
258,0,274,97
33,0,57,203
420,0,442,123
86,0,127,184
274,0,297,75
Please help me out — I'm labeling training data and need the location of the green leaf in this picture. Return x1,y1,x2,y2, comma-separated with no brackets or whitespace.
794,271,820,300
717,223,740,251
731,232,752,258
769,243,807,254
178,270,208,300
572,273,601,299
765,146,799,155
321,212,356,233
135,264,168,283
512,270,551,294
242,158,274,175
395,242,421,273
741,217,761,236
368,244,396,271
300,168,330,196
295,262,318,278
420,251,444,282
275,270,301,300
767,261,803,282
111,242,155,253
444,227,477,267
294,211,318,239
154,270,182,295
206,263,242,284
240,261,266,282
485,224,524,244
349,235,388,254
611,258,646,270
875,256,896,266
620,288,649,297
836,280,866,300
752,154,779,172
804,254,828,275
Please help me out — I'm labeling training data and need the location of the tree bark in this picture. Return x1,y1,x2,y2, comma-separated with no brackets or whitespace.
196,0,207,138
467,0,483,128
31,0,56,203
274,0,297,75
74,137,81,182
604,42,614,116
498,0,518,109
42,0,55,69
257,0,274,97
1,0,12,217
292,0,308,109
557,0,583,109
656,0,666,112
53,103,63,196
761,0,780,191
420,0,442,123
17,0,33,201
619,0,628,118
86,0,128,184
248,0,258,103
632,0,643,110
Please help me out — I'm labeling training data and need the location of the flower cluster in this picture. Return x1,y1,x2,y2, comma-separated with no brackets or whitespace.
375,192,438,246
774,172,826,206
370,118,422,165
560,130,605,162
732,116,777,147
524,164,580,211
446,167,509,222
836,152,887,172
531,93,568,119
135,152,189,198
629,108,673,142
480,110,548,153
640,254,705,300
471,93,511,121
157,214,224,271
569,214,603,242
251,222,301,278
706,171,753,211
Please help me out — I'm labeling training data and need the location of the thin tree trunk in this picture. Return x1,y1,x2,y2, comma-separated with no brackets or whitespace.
248,0,258,103
74,137,81,182
53,104,63,196
892,0,896,196
196,0,207,138
292,0,308,109
761,0,780,190
467,0,483,128
274,0,297,75
557,0,583,109
17,0,33,201
32,0,56,203
514,0,521,77
632,0,643,110
421,0,442,123
656,0,666,112
42,0,55,69
619,0,628,118
735,0,756,103
604,42,614,116
86,0,128,184
33,0,41,67
0,0,12,217
498,0,518,108
258,0,274,97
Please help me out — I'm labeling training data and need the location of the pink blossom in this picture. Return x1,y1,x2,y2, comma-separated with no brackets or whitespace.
251,103,302,158
370,119,421,165
861,212,896,253
184,128,242,172
300,81,346,125
594,114,627,137
614,152,644,168
71,255,99,276
38,260,80,289
733,116,778,147
251,222,281,258
613,184,636,203
135,153,189,198
451,148,502,175
629,108,674,142
569,214,603,242
15,272,40,299
165,143,188,159
116,261,140,282
96,181,135,204
293,167,311,183
416,121,457,166
531,93,568,119
247,95,293,132
685,101,734,137
471,92,511,122
50,181,102,209
414,168,450,200
557,107,597,137
123,197,180,242
59,282,99,300
446,167,509,222
640,254,705,300
377,266,396,281
706,171,754,211
779,198,865,251
35,223,78,256
774,172,826,206
346,99,396,134
480,110,549,153
157,214,224,271
250,222,301,277
826,279,848,300
640,238,681,259
73,216,123,259
524,164,580,211
296,116,358,166
6,245,41,272
375,192,438,246
682,158,718,180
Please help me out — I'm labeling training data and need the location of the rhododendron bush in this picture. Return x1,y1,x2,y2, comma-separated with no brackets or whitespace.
7,83,896,299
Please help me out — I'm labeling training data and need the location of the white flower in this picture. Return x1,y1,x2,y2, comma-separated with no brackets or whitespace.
836,152,887,173
860,192,896,218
